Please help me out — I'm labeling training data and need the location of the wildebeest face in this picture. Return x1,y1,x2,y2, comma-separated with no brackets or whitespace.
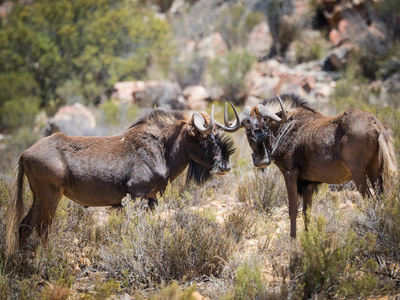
245,123,271,168
186,103,240,184
241,96,287,169
189,131,235,174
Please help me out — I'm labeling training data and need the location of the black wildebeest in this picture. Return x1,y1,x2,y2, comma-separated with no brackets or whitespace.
240,93,397,237
6,104,240,256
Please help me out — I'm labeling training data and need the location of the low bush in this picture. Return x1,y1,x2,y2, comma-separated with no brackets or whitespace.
98,204,239,291
298,214,377,299
233,259,266,300
170,54,205,88
290,30,330,64
216,4,265,50
148,281,197,300
351,180,400,288
237,167,286,215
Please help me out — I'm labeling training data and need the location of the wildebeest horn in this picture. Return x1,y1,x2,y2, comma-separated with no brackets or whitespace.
277,95,287,123
257,94,287,123
193,105,215,135
239,106,252,126
215,102,241,132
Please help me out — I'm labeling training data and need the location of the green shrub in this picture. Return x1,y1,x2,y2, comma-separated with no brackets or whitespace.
232,259,266,300
157,177,193,209
291,30,330,63
372,0,400,40
170,54,205,88
299,214,377,298
352,180,400,287
216,4,265,49
0,1,174,107
207,50,255,105
97,100,140,134
0,72,40,131
149,282,197,300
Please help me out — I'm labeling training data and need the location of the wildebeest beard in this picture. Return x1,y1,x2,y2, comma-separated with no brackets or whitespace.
186,134,235,185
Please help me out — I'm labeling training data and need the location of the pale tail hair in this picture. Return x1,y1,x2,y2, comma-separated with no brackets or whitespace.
5,156,25,257
378,131,398,192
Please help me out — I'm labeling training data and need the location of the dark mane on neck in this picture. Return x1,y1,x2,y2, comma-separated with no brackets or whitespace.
263,93,315,112
127,109,188,130
186,160,212,185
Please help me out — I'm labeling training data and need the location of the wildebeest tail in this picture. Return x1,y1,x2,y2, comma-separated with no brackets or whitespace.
378,130,398,191
6,156,25,257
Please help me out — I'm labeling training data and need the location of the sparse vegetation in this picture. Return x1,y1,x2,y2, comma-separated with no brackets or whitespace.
207,50,255,104
1,0,400,298
237,167,286,214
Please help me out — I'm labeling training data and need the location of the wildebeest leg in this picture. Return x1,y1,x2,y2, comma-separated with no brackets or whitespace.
19,185,63,247
345,164,372,198
302,184,314,232
19,204,40,248
367,155,383,196
283,170,299,238
147,198,158,211
341,137,373,198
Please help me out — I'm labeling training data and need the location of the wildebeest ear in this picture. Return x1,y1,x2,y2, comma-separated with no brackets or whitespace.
187,123,197,136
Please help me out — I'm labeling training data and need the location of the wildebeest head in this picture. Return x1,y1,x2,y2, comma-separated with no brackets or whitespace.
186,103,240,184
240,96,287,168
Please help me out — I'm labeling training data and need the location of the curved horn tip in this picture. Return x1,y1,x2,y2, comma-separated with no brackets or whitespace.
276,94,287,123
224,102,229,126
218,102,241,132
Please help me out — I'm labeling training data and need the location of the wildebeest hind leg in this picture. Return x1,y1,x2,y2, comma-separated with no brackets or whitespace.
367,156,383,195
19,204,40,248
347,164,372,198
19,186,63,247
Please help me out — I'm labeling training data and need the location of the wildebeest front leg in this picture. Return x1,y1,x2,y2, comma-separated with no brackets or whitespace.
283,170,299,238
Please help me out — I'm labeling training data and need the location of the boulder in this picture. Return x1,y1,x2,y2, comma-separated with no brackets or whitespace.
246,21,273,58
182,85,210,110
133,80,187,110
45,103,96,137
113,81,146,102
320,0,388,70
197,32,228,59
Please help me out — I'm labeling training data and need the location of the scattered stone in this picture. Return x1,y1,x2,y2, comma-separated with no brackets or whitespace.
197,32,228,59
182,85,210,110
45,103,96,137
246,21,273,58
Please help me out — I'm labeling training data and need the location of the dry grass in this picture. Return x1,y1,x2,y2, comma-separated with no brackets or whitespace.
1,162,400,299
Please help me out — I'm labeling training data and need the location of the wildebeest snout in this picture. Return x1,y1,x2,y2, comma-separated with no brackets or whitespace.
216,161,231,174
252,150,271,168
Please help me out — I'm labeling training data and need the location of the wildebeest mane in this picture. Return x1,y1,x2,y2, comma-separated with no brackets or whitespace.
186,160,212,185
262,93,315,113
127,109,188,130
220,135,236,158
186,135,235,185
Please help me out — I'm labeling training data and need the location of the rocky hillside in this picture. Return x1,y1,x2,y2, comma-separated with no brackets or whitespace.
110,0,398,114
